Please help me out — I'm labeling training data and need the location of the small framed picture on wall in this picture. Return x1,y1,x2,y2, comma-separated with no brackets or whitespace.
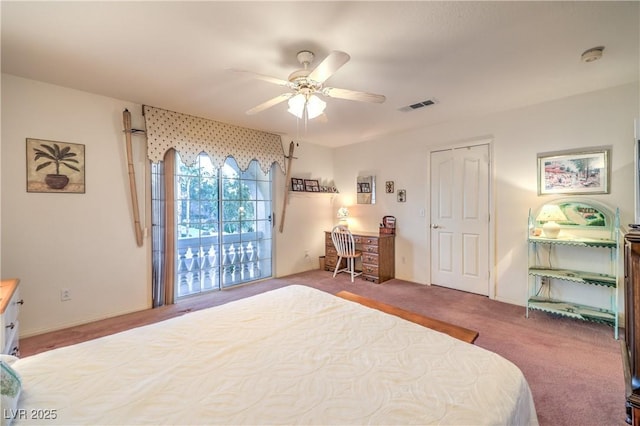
291,178,304,191
304,179,320,192
385,181,394,193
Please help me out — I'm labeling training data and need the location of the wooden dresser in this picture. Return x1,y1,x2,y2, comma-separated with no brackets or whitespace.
0,278,22,356
324,230,395,283
624,232,640,425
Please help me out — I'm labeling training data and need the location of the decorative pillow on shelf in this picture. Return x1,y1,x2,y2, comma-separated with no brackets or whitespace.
1,355,22,426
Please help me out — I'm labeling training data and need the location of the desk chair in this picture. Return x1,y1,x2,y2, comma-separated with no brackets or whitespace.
331,225,362,282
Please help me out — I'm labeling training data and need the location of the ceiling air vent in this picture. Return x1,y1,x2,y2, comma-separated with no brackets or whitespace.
399,99,435,112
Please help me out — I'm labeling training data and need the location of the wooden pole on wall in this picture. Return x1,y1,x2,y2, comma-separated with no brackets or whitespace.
123,109,144,247
279,141,295,233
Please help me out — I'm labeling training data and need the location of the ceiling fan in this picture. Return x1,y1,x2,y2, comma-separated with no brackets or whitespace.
236,50,385,120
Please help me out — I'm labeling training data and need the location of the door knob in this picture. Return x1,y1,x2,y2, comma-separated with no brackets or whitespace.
431,224,440,229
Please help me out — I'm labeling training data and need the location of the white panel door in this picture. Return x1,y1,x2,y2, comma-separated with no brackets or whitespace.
430,144,489,295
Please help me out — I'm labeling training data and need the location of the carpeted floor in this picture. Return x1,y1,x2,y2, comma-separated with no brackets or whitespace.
217,269,625,426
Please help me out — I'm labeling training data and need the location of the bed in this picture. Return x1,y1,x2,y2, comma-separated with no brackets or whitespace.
6,285,538,425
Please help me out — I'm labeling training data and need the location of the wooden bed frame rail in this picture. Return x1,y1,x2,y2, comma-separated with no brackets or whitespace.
335,291,479,344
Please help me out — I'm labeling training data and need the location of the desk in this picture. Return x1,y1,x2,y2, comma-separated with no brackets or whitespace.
324,230,395,283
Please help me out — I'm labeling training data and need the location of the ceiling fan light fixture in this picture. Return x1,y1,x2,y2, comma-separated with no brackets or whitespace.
287,94,306,119
287,94,326,120
241,50,384,119
306,95,326,119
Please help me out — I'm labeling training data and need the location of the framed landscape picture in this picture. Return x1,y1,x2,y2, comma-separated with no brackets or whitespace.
537,148,609,195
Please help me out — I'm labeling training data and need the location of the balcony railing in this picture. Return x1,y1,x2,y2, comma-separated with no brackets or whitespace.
177,231,270,297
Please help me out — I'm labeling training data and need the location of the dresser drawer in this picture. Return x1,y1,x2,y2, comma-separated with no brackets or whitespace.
362,264,379,276
362,252,379,265
325,256,338,268
325,256,346,270
1,281,21,356
4,295,19,327
4,321,19,356
361,245,378,254
354,236,379,246
325,233,334,245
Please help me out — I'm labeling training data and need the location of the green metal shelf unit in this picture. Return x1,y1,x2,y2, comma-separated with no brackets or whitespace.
526,199,620,339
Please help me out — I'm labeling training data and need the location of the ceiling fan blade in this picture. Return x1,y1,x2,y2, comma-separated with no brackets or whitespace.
246,93,293,115
231,68,292,87
322,87,386,104
308,51,350,83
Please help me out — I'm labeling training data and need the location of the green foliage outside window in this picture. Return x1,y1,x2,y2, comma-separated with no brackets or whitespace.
176,154,257,236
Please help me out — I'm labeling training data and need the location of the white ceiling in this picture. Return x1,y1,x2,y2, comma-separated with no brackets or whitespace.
2,1,638,147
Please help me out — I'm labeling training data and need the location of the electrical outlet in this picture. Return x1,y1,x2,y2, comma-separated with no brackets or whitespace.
60,288,71,302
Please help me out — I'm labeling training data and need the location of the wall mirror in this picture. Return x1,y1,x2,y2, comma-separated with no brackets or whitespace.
357,175,376,204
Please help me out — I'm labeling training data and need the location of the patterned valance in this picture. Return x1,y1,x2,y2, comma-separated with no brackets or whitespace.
143,105,285,173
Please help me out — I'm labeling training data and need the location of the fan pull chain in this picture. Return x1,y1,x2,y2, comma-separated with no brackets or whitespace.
295,114,300,141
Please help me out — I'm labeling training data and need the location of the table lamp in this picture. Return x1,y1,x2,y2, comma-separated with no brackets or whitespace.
536,204,567,238
337,206,349,228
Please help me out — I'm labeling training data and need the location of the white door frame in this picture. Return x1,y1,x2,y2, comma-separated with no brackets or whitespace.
427,137,496,299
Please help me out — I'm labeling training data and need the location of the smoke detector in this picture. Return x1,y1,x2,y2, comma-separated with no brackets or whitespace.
581,46,604,63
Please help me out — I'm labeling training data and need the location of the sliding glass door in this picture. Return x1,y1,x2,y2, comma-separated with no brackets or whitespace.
175,153,273,298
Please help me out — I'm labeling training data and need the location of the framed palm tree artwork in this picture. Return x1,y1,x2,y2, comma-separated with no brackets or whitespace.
26,138,85,193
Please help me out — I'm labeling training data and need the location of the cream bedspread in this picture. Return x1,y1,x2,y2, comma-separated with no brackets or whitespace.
12,285,538,425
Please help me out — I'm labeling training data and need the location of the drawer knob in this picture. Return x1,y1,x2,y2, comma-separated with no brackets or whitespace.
17,299,24,305
6,322,15,330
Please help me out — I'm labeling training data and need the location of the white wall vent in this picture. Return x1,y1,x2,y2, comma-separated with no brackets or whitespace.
399,99,435,112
